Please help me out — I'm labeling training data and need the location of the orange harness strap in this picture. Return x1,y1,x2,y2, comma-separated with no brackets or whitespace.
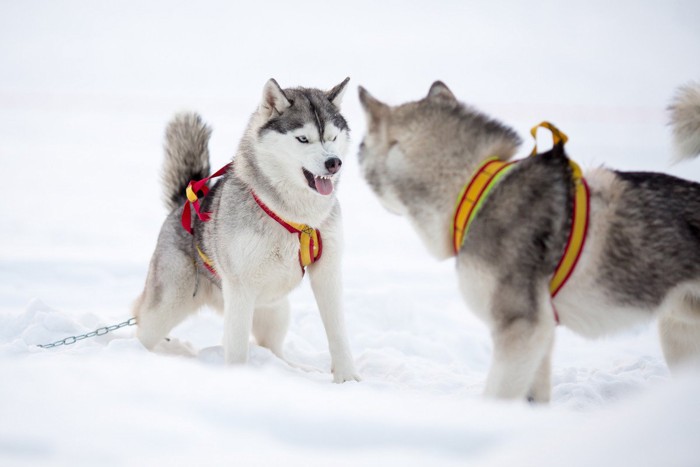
452,122,590,323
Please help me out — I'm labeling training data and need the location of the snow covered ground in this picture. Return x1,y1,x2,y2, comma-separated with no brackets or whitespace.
1,1,700,465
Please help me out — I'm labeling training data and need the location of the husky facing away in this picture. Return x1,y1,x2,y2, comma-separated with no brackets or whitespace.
357,81,700,401
133,78,360,383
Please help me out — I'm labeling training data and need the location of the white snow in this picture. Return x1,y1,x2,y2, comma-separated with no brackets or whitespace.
2,1,700,465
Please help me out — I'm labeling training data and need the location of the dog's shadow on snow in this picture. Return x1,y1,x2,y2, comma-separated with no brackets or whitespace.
152,337,325,376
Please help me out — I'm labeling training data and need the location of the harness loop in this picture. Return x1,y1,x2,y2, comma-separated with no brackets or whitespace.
530,121,569,156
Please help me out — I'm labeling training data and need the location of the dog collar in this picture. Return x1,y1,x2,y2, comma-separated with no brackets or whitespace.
251,191,322,270
452,122,590,305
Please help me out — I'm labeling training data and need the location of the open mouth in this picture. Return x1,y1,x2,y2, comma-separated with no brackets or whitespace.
303,168,334,196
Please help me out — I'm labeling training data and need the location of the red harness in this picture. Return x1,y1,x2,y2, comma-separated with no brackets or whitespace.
251,192,323,270
181,163,322,274
181,163,231,234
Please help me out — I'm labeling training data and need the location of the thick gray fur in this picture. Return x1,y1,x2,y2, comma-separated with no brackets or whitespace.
133,78,359,383
357,81,700,401
161,112,212,212
669,82,700,161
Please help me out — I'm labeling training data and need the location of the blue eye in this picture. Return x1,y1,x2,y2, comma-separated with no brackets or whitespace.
296,136,309,143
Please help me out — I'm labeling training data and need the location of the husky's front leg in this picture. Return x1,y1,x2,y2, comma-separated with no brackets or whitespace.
308,245,359,383
484,285,555,400
221,279,255,364
527,340,554,403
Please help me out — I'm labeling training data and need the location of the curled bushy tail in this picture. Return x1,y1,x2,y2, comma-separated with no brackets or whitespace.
162,112,212,212
669,82,700,161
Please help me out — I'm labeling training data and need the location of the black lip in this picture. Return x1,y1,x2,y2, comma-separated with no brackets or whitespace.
302,168,317,191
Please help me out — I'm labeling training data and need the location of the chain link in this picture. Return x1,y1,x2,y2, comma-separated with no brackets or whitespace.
36,317,137,349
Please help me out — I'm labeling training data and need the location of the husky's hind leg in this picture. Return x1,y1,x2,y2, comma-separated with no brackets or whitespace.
659,288,700,370
484,285,556,400
253,298,290,359
133,248,200,350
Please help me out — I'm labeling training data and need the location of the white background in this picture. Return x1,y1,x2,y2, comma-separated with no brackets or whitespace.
1,1,699,465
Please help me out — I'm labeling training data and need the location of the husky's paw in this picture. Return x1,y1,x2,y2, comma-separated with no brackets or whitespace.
153,337,196,357
331,362,361,383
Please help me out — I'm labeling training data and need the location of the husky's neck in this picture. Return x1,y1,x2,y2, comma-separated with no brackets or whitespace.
399,126,520,260
234,136,337,227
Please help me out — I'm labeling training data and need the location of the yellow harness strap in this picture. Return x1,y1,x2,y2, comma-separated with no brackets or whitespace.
285,222,322,268
452,158,516,254
452,121,590,299
196,244,217,276
530,122,590,296
530,121,569,156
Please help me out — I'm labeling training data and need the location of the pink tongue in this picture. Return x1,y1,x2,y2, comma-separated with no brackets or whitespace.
314,177,334,195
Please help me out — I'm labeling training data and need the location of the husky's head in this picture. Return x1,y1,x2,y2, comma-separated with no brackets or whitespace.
357,81,520,217
252,78,351,197
355,81,458,215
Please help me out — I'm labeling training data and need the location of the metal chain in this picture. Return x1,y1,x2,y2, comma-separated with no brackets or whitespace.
36,317,137,349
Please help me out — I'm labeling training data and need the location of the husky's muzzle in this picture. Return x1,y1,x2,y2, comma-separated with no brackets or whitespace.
303,157,342,195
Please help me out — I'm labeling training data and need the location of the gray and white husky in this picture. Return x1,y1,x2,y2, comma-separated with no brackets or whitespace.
357,81,700,401
133,78,360,383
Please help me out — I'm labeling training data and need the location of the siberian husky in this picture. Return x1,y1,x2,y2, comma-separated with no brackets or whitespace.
133,78,360,383
357,81,700,400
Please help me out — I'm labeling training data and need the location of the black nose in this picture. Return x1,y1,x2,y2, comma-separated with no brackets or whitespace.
325,157,342,174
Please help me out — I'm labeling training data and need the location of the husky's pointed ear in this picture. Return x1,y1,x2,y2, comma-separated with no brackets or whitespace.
427,81,456,102
260,78,291,117
327,77,350,109
358,86,388,121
